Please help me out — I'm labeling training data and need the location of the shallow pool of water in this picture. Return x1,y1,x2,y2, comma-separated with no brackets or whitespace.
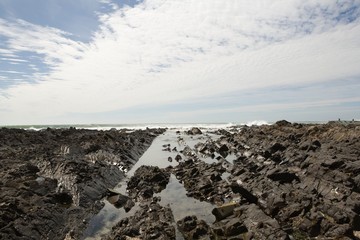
83,129,234,239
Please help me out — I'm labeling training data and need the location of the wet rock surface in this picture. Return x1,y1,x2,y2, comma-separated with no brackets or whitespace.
2,121,360,239
0,127,164,240
103,201,175,240
177,215,212,239
168,121,360,239
127,165,171,201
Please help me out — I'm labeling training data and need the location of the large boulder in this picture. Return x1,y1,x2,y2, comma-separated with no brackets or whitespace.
187,127,203,135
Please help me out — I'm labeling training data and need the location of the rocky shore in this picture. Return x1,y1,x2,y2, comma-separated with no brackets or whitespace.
102,121,360,240
1,121,360,239
0,127,165,240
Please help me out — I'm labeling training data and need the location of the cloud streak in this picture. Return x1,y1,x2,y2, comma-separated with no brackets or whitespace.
0,0,359,124
0,18,87,66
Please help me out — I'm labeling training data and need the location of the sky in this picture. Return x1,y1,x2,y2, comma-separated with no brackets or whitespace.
0,0,359,125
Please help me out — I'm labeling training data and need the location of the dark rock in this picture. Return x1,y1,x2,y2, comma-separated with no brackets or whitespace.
187,127,202,135
124,199,135,212
177,215,211,239
263,150,272,159
241,204,288,239
321,159,345,170
275,120,292,126
224,218,248,236
195,143,208,153
172,159,232,205
175,154,182,162
207,123,360,239
269,142,287,153
230,182,258,203
271,153,283,163
300,140,321,151
107,193,130,208
0,127,165,240
267,169,300,183
51,192,73,206
178,215,197,232
104,203,175,240
312,140,321,148
127,165,170,200
353,175,360,193
219,144,229,153
212,202,238,221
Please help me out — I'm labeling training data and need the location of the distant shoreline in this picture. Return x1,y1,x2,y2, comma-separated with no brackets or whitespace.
3,120,358,130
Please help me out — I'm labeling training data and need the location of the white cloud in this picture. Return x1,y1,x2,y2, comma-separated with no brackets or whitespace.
0,48,17,57
0,0,359,124
0,18,87,67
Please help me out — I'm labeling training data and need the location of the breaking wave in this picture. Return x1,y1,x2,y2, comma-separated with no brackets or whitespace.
3,121,271,131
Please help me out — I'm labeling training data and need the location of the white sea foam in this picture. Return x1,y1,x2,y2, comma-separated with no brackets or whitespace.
11,123,237,131
3,121,273,131
243,120,270,126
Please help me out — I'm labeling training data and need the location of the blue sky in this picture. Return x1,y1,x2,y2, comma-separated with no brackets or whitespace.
0,0,359,124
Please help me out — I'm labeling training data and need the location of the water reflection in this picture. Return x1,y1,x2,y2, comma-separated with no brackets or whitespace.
156,174,215,224
83,129,234,239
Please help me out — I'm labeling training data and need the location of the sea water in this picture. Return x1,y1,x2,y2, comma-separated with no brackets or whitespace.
0,121,269,131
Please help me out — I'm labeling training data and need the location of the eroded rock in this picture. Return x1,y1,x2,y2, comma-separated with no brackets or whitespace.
127,165,170,201
103,202,175,240
0,127,164,240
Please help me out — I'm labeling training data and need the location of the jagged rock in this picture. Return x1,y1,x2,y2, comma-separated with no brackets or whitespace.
195,143,208,153
212,202,238,221
187,127,202,135
224,218,247,236
269,142,287,153
230,182,258,203
107,193,130,209
241,204,288,239
104,203,175,240
5,121,356,239
177,215,211,239
218,144,229,153
321,159,345,169
275,120,292,126
172,159,231,204
212,121,360,239
0,127,165,240
353,175,360,192
300,140,321,151
127,165,170,200
267,169,300,183
175,154,182,162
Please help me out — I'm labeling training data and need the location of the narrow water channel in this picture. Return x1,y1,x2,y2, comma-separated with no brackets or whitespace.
83,128,235,239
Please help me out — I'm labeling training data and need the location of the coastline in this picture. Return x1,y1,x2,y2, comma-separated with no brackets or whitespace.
0,127,165,239
1,121,360,239
3,119,360,131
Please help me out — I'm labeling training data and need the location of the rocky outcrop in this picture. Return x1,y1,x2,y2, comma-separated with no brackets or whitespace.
103,200,175,240
127,165,171,201
3,121,359,239
0,127,164,240
177,215,212,239
187,127,202,135
169,121,360,239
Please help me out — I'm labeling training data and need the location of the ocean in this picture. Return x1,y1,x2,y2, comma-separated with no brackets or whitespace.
0,121,271,131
